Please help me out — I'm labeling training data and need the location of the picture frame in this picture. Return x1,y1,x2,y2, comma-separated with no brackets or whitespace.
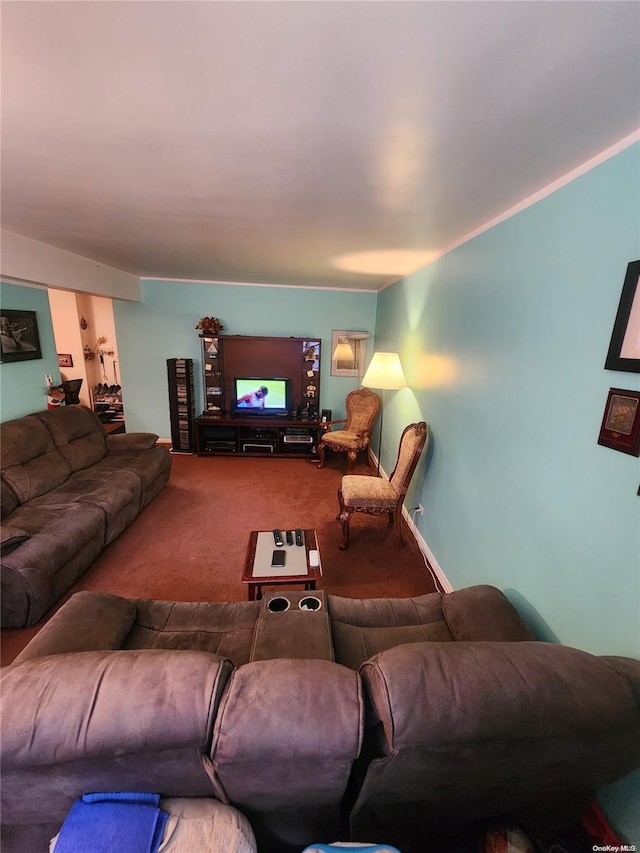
58,353,74,368
330,330,369,377
0,309,43,363
597,388,640,456
605,260,640,373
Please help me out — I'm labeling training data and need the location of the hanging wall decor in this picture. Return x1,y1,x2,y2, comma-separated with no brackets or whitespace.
597,387,640,456
0,309,43,363
605,260,640,373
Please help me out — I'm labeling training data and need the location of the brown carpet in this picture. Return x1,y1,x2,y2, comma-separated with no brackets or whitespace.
1,452,439,665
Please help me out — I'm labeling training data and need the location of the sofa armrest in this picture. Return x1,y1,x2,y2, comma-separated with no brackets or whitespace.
442,584,535,642
12,591,137,665
106,432,159,452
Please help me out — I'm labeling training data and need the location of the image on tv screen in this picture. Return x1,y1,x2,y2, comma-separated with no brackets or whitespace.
234,378,287,411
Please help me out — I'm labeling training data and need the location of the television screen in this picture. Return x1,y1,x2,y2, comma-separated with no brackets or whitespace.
233,377,289,413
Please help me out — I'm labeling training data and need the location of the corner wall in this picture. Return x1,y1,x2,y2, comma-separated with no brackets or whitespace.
374,142,640,840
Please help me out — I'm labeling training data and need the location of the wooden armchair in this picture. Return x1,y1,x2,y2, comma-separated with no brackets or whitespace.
337,422,429,550
317,388,381,473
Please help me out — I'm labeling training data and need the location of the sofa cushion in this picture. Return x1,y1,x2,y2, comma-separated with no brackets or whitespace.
91,447,171,496
123,599,261,668
1,415,72,503
35,406,108,472
328,592,455,670
28,468,142,543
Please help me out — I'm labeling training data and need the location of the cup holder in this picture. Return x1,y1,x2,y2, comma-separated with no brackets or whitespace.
298,595,322,611
267,596,291,613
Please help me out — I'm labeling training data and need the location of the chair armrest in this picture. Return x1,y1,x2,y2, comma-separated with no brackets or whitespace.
321,418,347,432
12,591,136,664
106,432,159,451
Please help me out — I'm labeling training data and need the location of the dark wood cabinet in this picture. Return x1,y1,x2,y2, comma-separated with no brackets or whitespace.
194,334,322,458
195,417,319,457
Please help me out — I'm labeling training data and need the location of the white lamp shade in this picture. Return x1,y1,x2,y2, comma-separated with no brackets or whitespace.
332,340,355,362
361,352,407,390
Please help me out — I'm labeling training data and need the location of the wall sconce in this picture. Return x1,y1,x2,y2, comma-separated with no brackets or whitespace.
331,331,371,380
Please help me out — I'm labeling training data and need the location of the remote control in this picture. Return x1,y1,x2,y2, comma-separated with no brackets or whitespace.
273,529,284,547
285,530,293,546
295,528,304,546
309,549,319,567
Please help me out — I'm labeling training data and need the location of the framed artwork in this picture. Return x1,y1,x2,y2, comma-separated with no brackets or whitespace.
597,388,640,456
331,330,369,377
0,309,43,363
605,260,640,373
58,353,74,368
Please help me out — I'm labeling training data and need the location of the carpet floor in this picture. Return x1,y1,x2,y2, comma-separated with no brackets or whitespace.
1,452,440,665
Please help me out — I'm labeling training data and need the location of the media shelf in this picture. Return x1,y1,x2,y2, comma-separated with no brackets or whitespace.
193,333,322,458
195,417,320,458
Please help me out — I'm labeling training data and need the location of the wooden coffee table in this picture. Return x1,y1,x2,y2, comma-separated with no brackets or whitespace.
242,529,322,601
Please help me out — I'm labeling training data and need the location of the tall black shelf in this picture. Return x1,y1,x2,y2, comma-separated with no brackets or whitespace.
167,358,196,452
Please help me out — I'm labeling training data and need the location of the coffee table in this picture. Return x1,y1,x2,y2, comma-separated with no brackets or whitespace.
242,529,322,601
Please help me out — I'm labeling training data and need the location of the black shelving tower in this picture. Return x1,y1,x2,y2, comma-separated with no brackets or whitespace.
167,358,196,452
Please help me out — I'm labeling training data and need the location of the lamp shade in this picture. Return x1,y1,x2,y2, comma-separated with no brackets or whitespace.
332,340,355,363
361,352,407,390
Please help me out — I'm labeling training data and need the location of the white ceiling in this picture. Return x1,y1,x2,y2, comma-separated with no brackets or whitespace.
2,1,639,292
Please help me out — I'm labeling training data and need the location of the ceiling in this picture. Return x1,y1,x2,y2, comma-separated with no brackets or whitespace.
1,1,639,292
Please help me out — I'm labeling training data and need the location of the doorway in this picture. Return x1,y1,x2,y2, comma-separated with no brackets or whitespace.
48,289,125,432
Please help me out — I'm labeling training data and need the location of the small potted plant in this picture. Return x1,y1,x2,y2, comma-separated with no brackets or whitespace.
196,316,224,334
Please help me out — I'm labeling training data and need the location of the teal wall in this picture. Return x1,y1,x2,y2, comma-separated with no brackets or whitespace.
114,280,377,434
374,144,640,841
0,281,61,420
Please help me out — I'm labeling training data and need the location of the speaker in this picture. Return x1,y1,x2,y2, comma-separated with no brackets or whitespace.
321,408,332,423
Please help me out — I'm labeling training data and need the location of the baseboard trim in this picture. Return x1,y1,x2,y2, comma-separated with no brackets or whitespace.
402,506,453,593
373,450,453,594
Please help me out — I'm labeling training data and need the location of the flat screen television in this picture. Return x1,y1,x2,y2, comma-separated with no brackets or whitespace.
232,377,290,415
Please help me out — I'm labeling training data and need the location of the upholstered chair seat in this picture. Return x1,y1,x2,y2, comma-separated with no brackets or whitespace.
341,475,398,510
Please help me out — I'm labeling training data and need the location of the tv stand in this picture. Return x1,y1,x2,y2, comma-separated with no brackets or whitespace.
195,415,321,458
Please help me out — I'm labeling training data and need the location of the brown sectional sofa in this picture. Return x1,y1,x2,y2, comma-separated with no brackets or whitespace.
2,584,639,853
0,405,171,628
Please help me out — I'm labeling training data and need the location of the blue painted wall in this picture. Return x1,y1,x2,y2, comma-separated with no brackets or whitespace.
374,143,640,841
113,280,377,434
0,282,60,420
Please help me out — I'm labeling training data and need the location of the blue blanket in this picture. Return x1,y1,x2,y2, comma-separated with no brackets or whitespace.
55,792,168,853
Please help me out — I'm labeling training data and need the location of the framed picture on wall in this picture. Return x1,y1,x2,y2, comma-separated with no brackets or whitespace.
597,388,640,456
0,309,43,363
605,260,640,373
58,353,74,368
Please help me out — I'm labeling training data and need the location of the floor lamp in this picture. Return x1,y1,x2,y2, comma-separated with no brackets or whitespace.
361,352,407,475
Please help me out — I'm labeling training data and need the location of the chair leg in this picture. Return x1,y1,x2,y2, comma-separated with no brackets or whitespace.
317,441,327,469
393,506,404,546
338,506,353,550
337,490,352,549
347,450,356,473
